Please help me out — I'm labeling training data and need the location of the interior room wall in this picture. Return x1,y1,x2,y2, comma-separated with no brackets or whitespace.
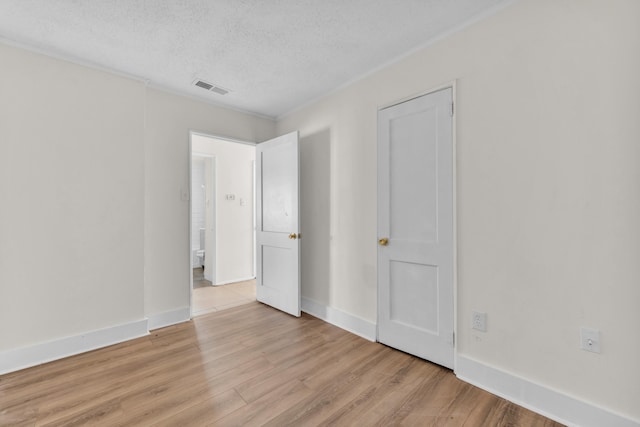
192,135,256,285
144,89,275,322
277,0,640,422
0,40,276,363
2,1,638,423
299,130,331,305
0,43,146,351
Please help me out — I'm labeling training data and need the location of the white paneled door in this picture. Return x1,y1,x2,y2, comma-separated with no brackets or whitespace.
256,131,301,317
377,88,454,369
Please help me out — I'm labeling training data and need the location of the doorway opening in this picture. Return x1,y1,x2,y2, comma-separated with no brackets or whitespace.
190,132,257,317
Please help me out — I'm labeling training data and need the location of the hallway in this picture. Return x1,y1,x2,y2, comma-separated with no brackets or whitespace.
193,268,256,316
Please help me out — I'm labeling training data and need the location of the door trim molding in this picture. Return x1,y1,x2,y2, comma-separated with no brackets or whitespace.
378,80,458,111
451,81,459,371
188,131,256,318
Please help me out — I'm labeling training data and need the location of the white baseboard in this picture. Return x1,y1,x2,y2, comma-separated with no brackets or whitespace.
456,355,639,427
214,276,256,286
301,297,376,341
0,319,149,375
147,307,191,331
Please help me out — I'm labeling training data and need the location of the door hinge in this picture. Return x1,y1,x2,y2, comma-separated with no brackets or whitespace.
450,102,454,117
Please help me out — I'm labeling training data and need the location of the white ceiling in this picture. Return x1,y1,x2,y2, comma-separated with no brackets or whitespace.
0,0,511,118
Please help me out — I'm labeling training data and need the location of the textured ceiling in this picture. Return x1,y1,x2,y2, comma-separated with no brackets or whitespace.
0,0,511,118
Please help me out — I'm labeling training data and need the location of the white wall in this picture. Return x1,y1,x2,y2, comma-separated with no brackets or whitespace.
192,135,256,284
2,1,639,423
0,41,276,360
299,130,331,305
278,0,640,422
144,89,275,319
0,43,146,351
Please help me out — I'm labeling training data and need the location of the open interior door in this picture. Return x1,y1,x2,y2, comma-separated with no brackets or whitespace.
256,131,301,316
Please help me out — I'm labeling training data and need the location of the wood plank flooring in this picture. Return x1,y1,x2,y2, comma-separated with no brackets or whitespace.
192,278,256,317
0,302,564,426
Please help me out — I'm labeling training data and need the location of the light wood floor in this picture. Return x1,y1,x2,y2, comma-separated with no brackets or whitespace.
0,303,563,426
193,276,256,317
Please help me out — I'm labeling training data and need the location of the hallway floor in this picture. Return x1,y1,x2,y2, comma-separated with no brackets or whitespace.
192,268,256,316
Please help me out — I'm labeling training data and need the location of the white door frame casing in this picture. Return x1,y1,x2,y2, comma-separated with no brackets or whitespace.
188,131,257,318
376,81,458,370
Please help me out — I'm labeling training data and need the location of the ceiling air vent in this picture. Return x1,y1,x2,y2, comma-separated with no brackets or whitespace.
193,79,231,95
194,80,213,90
210,86,229,95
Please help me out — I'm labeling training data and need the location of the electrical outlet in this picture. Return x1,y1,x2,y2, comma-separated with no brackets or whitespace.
472,311,487,332
580,327,601,353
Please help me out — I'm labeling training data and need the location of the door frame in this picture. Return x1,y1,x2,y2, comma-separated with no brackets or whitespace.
376,80,458,370
188,131,257,318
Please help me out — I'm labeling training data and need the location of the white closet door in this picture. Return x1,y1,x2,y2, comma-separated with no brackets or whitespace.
378,88,454,368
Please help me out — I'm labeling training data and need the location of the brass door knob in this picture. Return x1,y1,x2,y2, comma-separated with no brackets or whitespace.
378,238,389,246
288,233,298,240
